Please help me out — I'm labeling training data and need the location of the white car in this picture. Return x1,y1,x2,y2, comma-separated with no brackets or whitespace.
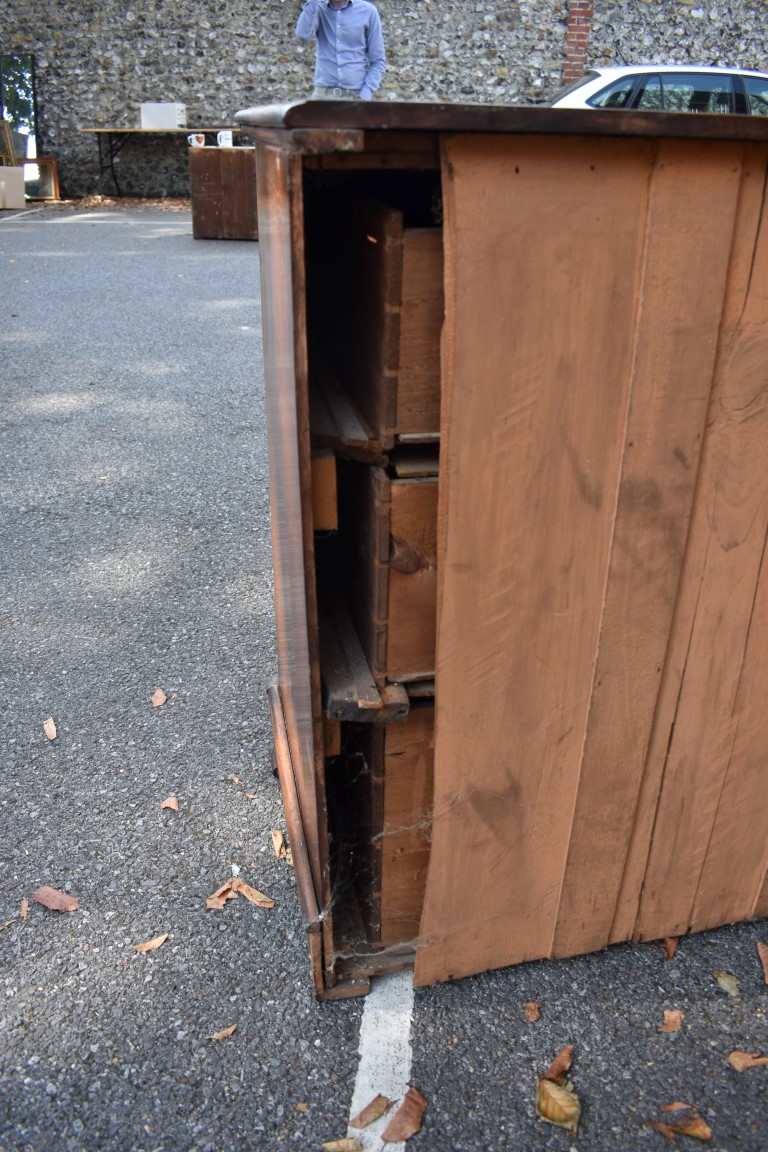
549,65,768,115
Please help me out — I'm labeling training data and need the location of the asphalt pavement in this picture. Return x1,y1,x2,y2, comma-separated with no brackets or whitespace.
1,201,767,1152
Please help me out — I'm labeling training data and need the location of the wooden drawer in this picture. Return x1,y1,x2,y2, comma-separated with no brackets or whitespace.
307,195,443,446
378,707,434,947
336,706,434,948
340,457,438,683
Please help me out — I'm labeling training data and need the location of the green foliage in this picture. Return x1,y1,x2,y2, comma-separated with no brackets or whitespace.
1,54,35,134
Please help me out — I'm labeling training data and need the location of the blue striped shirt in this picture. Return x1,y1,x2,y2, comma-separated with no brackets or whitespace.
296,0,386,100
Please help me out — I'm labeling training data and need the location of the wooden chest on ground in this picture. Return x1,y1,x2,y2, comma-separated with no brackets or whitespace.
240,100,768,999
189,146,258,240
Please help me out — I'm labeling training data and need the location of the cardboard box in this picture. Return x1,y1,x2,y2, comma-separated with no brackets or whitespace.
140,103,187,129
0,166,25,209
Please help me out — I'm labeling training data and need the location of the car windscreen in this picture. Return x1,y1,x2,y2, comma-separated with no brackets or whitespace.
587,76,637,108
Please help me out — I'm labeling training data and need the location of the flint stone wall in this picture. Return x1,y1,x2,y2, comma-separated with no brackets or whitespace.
1,0,767,198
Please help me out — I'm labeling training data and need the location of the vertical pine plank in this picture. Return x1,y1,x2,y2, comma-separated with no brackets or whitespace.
682,150,768,934
690,539,768,932
415,135,655,986
610,146,768,943
553,141,743,958
636,147,768,941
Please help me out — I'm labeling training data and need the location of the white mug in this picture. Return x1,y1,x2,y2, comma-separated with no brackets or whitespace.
187,133,205,147
217,130,233,148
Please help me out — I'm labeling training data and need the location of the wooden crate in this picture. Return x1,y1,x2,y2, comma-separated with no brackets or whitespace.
307,195,443,447
189,147,258,240
339,454,438,683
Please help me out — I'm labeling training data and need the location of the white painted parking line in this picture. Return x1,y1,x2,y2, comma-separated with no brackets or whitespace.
347,970,415,1151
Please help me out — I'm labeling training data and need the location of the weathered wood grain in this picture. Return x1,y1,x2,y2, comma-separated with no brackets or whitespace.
380,708,435,947
256,145,328,906
553,140,742,957
189,146,259,240
416,135,662,985
635,144,768,940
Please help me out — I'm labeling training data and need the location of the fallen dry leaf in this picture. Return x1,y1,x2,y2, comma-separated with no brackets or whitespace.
544,1044,573,1084
667,1115,712,1141
757,941,768,984
713,971,740,997
381,1087,427,1143
133,932,168,953
232,879,275,908
270,829,294,865
650,1104,712,1142
658,1009,685,1033
727,1050,768,1072
151,688,167,708
294,1102,308,1114
229,773,244,787
20,899,29,920
662,937,679,960
647,1120,679,1142
32,887,79,913
349,1094,397,1130
160,796,179,811
210,1024,237,1040
206,880,241,910
524,1001,542,1023
321,1142,362,1152
0,920,13,932
206,876,274,911
535,1077,581,1136
244,793,259,800
43,717,57,741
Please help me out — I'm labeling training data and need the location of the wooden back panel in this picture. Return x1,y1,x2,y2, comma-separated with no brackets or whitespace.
415,134,767,986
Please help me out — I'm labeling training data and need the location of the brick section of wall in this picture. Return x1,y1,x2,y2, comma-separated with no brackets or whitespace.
564,0,592,84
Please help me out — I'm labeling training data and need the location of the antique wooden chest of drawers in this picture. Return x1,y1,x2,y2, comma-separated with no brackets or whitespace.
238,100,768,998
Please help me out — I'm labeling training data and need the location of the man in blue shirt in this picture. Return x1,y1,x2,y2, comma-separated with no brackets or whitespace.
296,0,386,101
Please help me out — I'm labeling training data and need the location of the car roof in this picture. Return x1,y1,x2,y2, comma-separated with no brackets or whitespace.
583,64,768,81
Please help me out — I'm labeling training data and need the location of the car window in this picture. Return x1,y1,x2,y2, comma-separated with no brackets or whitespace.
549,70,602,104
659,72,734,113
636,76,662,110
744,76,768,116
588,77,636,109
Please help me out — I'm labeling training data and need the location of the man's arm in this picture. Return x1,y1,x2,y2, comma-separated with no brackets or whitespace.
359,7,386,99
296,0,324,42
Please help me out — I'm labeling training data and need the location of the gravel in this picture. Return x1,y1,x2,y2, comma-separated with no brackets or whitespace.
0,204,362,1152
